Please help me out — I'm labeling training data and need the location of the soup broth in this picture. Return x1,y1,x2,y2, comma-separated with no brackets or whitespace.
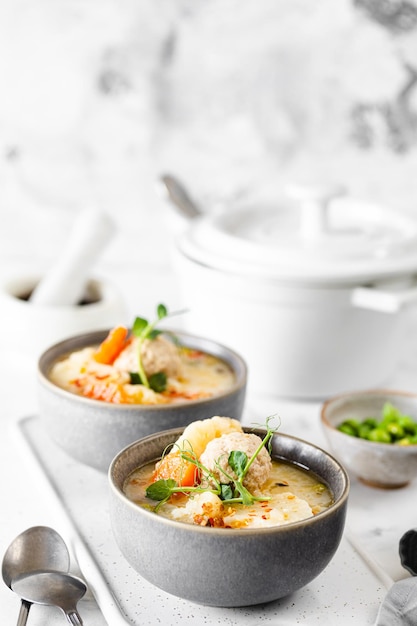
49,342,236,405
124,457,333,529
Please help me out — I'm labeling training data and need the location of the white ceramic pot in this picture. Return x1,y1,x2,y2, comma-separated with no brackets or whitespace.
170,183,417,398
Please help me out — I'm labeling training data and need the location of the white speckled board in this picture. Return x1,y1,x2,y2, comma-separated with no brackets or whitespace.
13,415,406,626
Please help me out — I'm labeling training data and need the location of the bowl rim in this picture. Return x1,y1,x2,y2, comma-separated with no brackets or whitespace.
321,388,417,448
4,274,121,309
37,328,248,411
108,426,350,536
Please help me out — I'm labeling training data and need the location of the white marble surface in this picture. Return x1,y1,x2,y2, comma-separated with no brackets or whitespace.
2,1,417,623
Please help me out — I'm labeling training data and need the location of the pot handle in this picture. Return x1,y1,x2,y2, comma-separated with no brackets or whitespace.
351,282,417,313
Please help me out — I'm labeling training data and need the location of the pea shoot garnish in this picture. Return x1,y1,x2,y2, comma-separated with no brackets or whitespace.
146,417,279,512
131,303,184,393
131,303,168,391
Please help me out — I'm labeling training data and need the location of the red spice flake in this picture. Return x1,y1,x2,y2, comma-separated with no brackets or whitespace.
208,517,226,528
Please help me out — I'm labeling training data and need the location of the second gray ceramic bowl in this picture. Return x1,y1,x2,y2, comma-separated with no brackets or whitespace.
109,427,349,607
38,330,247,472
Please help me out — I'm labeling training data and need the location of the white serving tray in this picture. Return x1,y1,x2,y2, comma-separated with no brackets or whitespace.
12,414,412,626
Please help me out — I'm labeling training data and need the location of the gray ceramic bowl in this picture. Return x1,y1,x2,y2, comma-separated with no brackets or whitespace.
109,427,349,607
321,389,417,489
38,330,247,472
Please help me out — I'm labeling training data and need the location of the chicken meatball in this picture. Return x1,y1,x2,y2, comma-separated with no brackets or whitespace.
200,431,272,492
114,334,181,378
140,335,181,378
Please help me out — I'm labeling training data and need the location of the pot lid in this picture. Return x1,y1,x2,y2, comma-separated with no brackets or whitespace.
178,185,417,284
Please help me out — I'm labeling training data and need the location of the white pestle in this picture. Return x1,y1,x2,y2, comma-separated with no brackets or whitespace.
30,207,115,306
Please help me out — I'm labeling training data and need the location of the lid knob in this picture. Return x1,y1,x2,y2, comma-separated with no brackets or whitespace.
286,183,346,241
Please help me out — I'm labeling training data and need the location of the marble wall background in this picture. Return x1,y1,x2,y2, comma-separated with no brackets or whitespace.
1,0,417,306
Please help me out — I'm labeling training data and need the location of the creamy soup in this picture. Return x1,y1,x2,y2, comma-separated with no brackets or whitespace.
49,332,236,405
124,456,333,529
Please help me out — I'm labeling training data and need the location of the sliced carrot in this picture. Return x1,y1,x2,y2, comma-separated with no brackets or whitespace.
93,326,128,365
152,450,199,487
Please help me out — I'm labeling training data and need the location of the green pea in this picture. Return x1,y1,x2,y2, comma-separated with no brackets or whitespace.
338,421,359,437
398,416,417,434
397,437,413,446
362,418,379,429
358,423,373,439
386,422,405,440
397,435,417,445
382,402,402,422
337,403,417,445
367,428,392,444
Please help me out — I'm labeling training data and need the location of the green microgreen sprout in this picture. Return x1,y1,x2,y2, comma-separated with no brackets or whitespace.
131,303,184,393
145,415,280,512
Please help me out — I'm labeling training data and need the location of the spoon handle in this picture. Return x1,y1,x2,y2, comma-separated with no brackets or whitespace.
65,609,84,625
16,600,31,626
159,174,201,219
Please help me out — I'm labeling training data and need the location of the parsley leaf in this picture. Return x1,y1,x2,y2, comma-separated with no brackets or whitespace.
219,484,234,501
129,372,142,385
146,478,177,501
228,450,248,478
149,372,167,393
131,304,170,390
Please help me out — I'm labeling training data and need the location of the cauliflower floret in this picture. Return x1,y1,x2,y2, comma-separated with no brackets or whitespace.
173,416,243,459
113,335,181,379
200,431,272,493
112,341,136,372
171,492,225,526
223,493,314,528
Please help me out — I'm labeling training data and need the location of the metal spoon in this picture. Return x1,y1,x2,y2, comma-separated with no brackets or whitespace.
373,530,417,624
159,174,202,219
399,527,417,575
12,570,86,625
2,526,70,626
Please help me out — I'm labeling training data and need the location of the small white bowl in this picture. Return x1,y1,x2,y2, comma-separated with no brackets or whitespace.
0,274,126,360
321,389,417,489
